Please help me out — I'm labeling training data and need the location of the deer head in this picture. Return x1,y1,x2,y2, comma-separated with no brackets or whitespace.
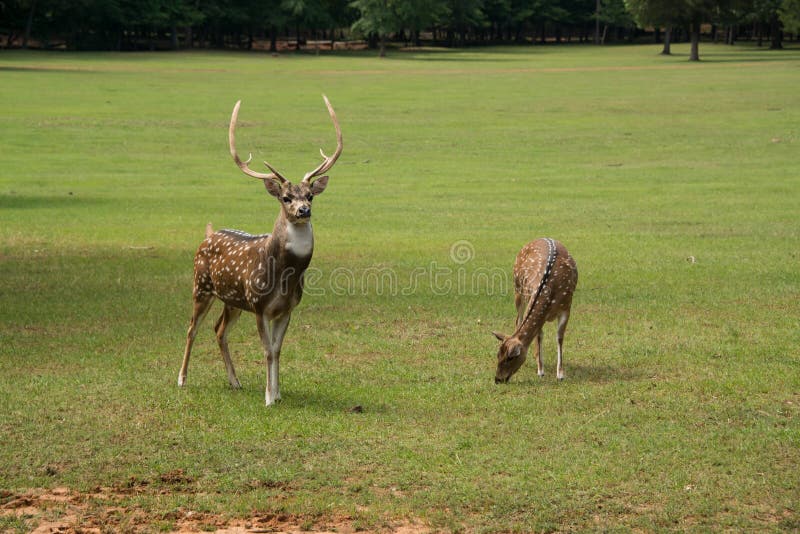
228,95,342,224
492,331,527,384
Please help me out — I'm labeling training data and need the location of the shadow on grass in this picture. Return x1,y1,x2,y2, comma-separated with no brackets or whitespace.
665,43,800,63
510,362,647,385
387,49,527,63
567,362,648,384
0,193,109,210
206,379,388,414
0,65,98,74
283,387,390,414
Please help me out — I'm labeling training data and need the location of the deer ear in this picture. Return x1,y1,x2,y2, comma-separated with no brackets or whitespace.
507,344,522,360
492,331,506,342
310,176,329,195
264,178,282,198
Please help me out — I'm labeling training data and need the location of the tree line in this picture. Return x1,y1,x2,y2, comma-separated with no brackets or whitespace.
2,0,798,57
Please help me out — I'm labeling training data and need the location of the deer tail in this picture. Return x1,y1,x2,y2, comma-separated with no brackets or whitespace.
205,222,214,238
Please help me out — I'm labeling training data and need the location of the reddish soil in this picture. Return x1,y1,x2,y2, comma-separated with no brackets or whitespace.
1,480,430,534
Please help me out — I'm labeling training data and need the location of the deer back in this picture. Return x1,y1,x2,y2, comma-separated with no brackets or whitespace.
512,238,578,341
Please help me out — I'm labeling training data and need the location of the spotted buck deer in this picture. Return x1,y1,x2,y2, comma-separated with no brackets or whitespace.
493,238,578,384
178,96,342,406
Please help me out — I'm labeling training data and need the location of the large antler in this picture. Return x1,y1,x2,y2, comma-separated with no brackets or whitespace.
302,95,343,183
229,100,287,183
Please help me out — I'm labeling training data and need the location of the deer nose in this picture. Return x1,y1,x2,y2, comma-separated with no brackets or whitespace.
297,206,311,218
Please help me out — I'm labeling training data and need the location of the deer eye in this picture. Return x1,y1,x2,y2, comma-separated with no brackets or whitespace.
282,196,291,203
306,194,313,201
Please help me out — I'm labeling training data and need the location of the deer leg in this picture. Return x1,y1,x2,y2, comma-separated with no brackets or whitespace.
256,313,274,406
178,295,214,387
257,314,289,406
556,310,571,381
535,330,545,377
214,305,242,389
268,313,292,402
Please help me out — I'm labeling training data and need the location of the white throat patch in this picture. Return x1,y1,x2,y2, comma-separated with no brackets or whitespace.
286,222,314,257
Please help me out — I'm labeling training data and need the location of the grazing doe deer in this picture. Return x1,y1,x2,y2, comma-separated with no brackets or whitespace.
178,96,342,406
493,238,578,384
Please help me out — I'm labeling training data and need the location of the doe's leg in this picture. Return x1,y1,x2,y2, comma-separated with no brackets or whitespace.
178,295,214,387
214,305,242,388
556,310,571,380
535,330,545,377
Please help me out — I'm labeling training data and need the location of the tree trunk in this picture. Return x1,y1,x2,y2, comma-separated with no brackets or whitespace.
171,24,179,50
769,15,783,49
661,26,672,55
594,0,600,44
689,22,700,61
22,0,37,49
269,27,277,52
379,33,386,57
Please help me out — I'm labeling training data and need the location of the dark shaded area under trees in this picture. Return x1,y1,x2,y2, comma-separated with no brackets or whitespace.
1,0,797,55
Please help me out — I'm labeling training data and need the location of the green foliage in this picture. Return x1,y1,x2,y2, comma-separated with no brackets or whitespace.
625,0,674,27
350,0,399,39
780,0,800,31
6,0,796,52
600,0,635,27
0,44,799,531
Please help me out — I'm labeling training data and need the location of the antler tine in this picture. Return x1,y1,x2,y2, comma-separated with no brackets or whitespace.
229,100,287,183
302,95,343,182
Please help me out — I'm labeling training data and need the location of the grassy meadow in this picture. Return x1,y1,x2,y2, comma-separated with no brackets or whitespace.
1,43,799,532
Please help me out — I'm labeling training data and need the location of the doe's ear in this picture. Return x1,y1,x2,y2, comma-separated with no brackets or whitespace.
264,178,282,198
491,331,506,342
311,176,329,196
508,344,522,360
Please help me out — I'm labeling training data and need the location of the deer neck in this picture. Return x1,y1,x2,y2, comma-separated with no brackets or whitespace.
513,311,546,347
272,214,314,261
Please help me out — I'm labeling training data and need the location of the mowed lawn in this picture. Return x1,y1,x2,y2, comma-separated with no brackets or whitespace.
1,43,798,532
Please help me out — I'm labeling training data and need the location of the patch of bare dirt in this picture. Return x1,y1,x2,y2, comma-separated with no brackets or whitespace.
1,486,432,533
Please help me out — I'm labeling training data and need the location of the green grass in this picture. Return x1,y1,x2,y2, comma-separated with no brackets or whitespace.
1,42,799,532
